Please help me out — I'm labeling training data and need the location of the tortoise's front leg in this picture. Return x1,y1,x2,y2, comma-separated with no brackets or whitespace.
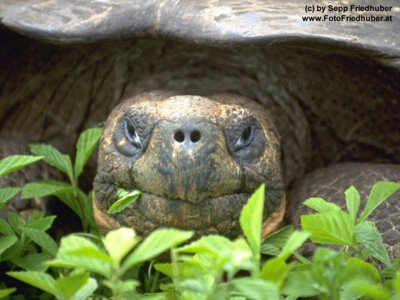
286,163,400,259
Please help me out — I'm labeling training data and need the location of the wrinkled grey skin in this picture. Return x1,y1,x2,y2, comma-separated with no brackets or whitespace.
0,0,399,256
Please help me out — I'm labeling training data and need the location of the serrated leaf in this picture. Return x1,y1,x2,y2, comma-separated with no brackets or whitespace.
21,180,74,199
240,184,265,260
355,221,391,266
345,186,360,222
121,228,193,274
26,215,56,232
0,235,18,256
261,226,294,256
74,127,103,179
103,227,139,265
301,210,356,247
6,211,25,235
10,253,53,271
303,197,341,213
20,227,58,256
358,181,400,223
262,226,294,247
107,189,142,214
30,144,72,176
46,235,112,277
7,271,57,296
0,155,42,177
0,187,21,204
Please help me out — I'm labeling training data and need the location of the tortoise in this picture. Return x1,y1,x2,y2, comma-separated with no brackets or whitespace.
0,0,399,257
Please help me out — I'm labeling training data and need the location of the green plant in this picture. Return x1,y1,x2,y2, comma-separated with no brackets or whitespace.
1,131,400,299
20,127,102,232
0,128,101,298
0,155,43,209
7,227,193,299
154,184,309,300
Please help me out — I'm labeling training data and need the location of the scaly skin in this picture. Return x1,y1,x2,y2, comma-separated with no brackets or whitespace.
93,92,285,238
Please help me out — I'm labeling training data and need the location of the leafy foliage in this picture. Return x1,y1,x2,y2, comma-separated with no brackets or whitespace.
0,128,399,299
107,188,142,214
24,127,103,232
0,155,43,210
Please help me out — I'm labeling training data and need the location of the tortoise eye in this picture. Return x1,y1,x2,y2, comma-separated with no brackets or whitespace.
235,125,254,150
124,120,142,149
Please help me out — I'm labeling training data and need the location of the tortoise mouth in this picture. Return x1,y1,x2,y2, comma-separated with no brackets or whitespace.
94,186,285,238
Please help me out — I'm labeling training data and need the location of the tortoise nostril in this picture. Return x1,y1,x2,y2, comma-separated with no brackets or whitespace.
174,130,185,143
190,130,201,143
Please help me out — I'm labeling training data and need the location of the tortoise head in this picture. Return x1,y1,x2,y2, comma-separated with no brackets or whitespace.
93,91,285,238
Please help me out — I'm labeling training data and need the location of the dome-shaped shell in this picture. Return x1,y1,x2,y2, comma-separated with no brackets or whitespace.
1,0,399,58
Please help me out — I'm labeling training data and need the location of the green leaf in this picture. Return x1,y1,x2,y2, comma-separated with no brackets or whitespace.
0,288,16,298
358,181,400,223
26,215,56,232
0,155,42,177
103,227,139,265
54,272,90,299
10,253,53,271
342,278,390,300
282,270,319,298
55,189,84,220
301,210,356,246
74,127,103,178
0,218,14,235
0,187,21,204
6,211,25,235
102,279,139,295
303,197,341,213
178,234,234,256
279,230,310,261
154,263,174,277
394,273,400,295
260,257,288,288
21,180,74,199
107,189,142,214
355,221,391,266
122,228,193,274
233,278,280,300
0,235,18,256
345,186,360,222
46,235,112,277
20,227,58,256
7,271,57,296
177,235,253,279
30,144,72,176
261,226,294,256
71,277,98,300
344,257,381,283
240,184,265,259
